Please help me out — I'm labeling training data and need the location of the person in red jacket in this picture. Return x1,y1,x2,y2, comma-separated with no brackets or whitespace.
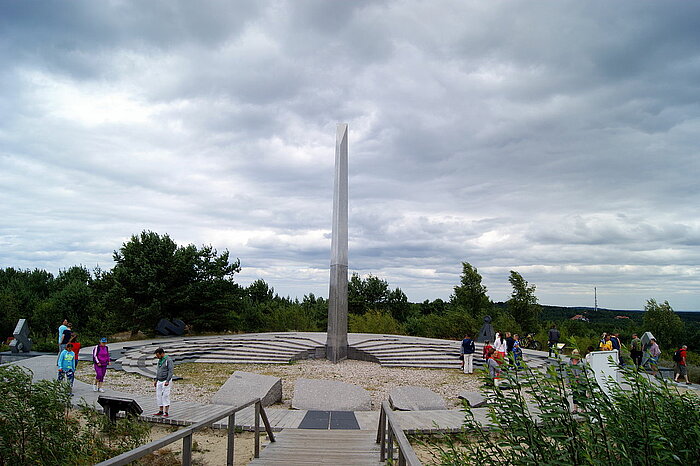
69,333,81,369
482,340,494,361
674,345,690,385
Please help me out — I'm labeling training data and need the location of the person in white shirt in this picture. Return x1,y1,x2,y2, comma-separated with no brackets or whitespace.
493,332,507,364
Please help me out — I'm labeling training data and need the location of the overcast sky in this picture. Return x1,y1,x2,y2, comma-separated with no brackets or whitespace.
1,1,699,311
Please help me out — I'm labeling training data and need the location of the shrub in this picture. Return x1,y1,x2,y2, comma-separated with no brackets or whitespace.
426,358,700,465
264,304,319,332
0,365,150,465
405,311,477,340
349,309,404,335
491,312,522,336
31,337,59,353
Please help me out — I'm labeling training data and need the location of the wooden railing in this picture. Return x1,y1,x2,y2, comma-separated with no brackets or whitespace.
376,401,422,466
96,398,275,466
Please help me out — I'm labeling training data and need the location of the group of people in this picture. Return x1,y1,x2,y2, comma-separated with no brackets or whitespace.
460,328,692,388
55,318,174,415
460,332,523,384
56,318,111,395
594,332,690,384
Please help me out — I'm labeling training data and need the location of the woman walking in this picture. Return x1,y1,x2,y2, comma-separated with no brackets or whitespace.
647,338,661,376
493,332,507,364
92,337,110,392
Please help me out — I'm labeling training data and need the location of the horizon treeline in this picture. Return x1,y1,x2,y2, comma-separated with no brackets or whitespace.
1,231,698,353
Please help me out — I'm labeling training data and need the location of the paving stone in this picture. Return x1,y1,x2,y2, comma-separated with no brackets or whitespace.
389,386,447,411
292,378,372,411
211,371,282,407
458,390,487,408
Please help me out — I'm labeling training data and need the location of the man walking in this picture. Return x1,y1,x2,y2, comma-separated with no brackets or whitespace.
630,333,643,367
548,324,560,357
153,348,174,417
674,345,691,385
59,322,73,354
506,332,515,359
58,319,69,353
461,334,476,374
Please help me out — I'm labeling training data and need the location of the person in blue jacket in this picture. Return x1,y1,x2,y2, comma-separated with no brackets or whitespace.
461,334,476,374
57,342,77,395
57,318,68,353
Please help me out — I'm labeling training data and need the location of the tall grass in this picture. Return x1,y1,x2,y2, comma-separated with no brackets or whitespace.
425,358,700,465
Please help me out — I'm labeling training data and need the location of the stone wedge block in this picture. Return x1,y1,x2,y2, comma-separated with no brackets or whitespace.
458,391,487,408
292,378,372,411
389,386,447,411
211,371,282,407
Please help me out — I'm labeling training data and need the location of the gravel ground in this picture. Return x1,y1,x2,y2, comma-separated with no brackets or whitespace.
77,359,483,409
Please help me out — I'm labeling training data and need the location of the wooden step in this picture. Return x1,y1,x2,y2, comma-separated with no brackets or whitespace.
249,429,382,465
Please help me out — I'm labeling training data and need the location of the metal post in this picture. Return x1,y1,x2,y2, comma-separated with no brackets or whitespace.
259,406,275,442
254,401,260,458
379,409,386,461
376,407,385,443
182,434,192,466
226,413,235,466
388,429,394,462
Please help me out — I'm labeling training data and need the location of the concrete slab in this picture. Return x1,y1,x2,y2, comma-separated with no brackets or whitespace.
0,351,55,365
211,371,282,407
292,378,372,411
458,390,487,407
2,355,61,383
389,386,447,411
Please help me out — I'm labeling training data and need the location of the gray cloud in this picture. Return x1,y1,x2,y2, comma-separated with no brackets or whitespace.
1,0,699,310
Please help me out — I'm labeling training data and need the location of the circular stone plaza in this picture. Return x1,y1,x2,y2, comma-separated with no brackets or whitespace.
11,330,555,466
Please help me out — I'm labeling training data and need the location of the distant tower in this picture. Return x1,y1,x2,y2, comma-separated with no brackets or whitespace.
594,287,598,312
326,124,349,363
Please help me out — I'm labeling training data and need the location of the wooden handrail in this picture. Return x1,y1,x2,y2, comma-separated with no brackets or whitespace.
96,398,275,466
377,401,422,466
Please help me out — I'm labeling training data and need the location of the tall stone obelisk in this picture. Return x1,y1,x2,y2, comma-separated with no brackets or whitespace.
326,123,349,363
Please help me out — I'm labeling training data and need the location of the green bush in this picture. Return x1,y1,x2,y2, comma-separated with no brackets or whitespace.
405,311,477,340
264,304,319,332
426,359,700,465
349,309,404,335
31,337,58,353
0,365,150,465
490,312,522,336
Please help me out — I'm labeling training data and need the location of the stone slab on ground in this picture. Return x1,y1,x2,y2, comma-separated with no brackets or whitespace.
0,351,55,365
2,355,61,382
292,378,372,411
389,386,447,411
458,390,487,408
211,371,282,407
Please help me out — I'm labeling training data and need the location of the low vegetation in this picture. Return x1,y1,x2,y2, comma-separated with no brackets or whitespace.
422,361,700,465
0,365,150,465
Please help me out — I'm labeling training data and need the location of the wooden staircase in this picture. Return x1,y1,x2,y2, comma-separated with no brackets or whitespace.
248,429,382,465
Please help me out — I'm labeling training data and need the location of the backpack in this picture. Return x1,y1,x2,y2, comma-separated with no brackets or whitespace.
462,339,475,354
673,350,682,362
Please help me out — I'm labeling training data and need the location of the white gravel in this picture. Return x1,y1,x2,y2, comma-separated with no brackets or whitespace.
77,359,484,409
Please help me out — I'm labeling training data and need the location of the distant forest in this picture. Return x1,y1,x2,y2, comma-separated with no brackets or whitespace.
1,231,698,355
